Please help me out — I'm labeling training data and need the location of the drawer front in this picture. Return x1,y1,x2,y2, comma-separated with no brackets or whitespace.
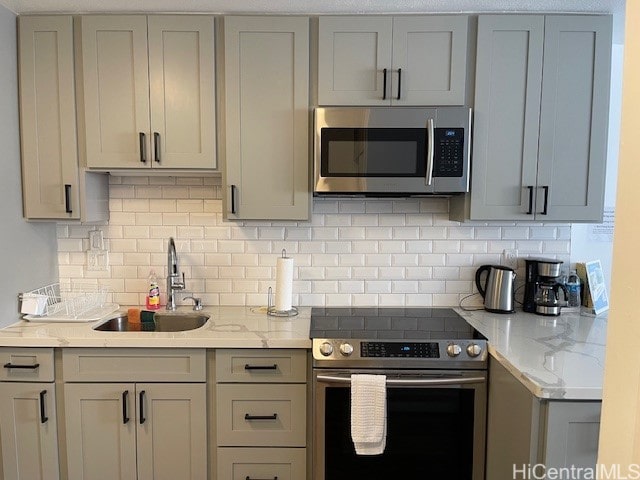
217,384,306,447
0,347,54,382
62,348,206,382
217,447,306,480
216,349,307,383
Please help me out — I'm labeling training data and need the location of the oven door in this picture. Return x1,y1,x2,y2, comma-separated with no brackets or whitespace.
313,369,487,480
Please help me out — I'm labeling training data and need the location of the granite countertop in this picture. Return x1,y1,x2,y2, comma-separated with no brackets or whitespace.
0,306,312,349
457,308,607,401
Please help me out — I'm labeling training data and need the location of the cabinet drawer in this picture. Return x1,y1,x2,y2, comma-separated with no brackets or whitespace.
217,384,306,446
217,447,306,480
216,349,307,383
62,348,206,382
0,348,54,382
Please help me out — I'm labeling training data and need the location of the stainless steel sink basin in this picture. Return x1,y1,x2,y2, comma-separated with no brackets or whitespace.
94,313,209,332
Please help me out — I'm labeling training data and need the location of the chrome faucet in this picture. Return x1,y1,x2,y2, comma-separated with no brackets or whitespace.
166,237,185,311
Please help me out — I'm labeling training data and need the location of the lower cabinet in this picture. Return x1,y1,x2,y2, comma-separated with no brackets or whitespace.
486,358,601,478
61,348,207,480
0,348,59,480
217,447,307,480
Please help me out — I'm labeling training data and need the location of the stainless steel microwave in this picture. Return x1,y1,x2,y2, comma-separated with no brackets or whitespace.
314,107,472,196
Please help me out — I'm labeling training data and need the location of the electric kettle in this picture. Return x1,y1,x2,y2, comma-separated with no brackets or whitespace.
475,265,516,313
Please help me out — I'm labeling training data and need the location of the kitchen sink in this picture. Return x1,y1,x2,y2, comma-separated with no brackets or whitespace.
94,313,210,332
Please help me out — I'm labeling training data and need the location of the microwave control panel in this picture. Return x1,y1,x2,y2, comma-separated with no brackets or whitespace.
433,128,464,177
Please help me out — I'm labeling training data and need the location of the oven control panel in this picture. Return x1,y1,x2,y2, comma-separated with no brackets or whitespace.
361,342,440,358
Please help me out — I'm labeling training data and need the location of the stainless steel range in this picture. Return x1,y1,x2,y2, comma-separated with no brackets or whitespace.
311,307,487,480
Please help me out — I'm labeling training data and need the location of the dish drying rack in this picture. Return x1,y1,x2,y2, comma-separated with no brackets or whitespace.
20,282,119,322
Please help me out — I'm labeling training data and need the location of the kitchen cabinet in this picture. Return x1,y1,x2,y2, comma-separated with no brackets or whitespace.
451,14,611,222
62,348,206,480
222,16,310,220
486,358,601,477
0,348,59,480
76,15,216,171
214,349,308,479
18,16,108,222
317,15,471,106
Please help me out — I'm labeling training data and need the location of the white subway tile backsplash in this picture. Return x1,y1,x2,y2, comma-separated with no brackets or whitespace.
57,178,572,307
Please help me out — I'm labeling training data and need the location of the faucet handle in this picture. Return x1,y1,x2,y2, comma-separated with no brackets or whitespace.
183,295,203,311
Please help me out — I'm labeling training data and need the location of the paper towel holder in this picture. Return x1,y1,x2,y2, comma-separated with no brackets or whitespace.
267,286,298,317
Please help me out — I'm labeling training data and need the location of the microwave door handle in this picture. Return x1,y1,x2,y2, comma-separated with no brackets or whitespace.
316,374,485,386
426,118,435,186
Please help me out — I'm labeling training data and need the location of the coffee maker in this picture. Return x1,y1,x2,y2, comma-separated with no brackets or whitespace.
523,258,568,316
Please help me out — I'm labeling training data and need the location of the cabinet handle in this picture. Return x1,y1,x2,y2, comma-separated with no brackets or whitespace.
154,132,161,163
122,390,129,424
526,186,534,215
397,68,402,100
244,364,278,370
541,186,549,215
64,184,73,214
246,477,278,480
230,185,237,214
382,68,387,100
139,133,147,163
39,390,48,424
244,413,278,421
3,363,39,369
139,390,146,424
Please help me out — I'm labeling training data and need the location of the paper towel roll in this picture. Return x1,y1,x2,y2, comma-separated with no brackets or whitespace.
275,256,294,312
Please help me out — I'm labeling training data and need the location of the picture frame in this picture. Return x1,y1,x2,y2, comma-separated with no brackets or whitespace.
585,260,609,315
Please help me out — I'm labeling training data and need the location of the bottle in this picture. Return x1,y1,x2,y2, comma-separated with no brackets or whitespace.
146,270,161,310
565,270,582,308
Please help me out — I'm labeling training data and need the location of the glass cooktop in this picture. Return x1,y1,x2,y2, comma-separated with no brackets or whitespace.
309,307,475,340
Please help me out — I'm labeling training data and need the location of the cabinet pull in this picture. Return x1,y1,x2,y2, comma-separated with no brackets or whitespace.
526,186,534,215
246,477,278,480
139,133,147,163
397,68,402,100
244,364,278,370
122,390,129,424
244,413,278,421
64,184,73,214
39,390,48,423
230,185,238,214
154,132,161,163
3,363,39,369
139,390,146,424
382,68,387,100
541,186,549,215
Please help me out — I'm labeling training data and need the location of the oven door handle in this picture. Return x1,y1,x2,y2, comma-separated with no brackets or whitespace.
316,374,485,386
426,117,435,186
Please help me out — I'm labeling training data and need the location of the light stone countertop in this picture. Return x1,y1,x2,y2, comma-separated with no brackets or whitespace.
457,308,607,401
0,306,311,349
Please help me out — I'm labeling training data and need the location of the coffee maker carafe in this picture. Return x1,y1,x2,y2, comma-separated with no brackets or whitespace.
523,258,568,316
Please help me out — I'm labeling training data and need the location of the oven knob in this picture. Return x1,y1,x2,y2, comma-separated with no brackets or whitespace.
446,344,462,357
319,342,334,357
466,343,482,358
339,343,354,356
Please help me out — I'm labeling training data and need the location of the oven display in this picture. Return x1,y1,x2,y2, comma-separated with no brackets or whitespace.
361,342,440,358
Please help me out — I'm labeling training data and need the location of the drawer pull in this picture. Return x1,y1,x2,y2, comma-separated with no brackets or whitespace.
246,477,278,480
244,413,278,421
244,364,278,371
4,363,40,370
39,390,48,424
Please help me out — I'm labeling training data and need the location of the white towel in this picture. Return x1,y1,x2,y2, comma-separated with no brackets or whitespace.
350,374,387,455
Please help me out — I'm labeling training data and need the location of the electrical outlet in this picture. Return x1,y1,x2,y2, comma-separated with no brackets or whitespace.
502,249,518,269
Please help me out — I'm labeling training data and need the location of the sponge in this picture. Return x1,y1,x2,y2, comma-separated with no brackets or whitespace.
127,308,141,324
140,310,156,323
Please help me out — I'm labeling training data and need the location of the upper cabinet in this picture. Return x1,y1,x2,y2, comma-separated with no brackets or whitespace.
76,15,216,170
222,16,310,221
453,14,612,222
18,16,108,222
317,15,471,106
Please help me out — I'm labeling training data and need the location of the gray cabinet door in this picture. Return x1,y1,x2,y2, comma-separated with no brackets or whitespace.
223,16,310,220
136,383,207,480
536,15,612,222
64,383,137,480
18,16,80,220
391,15,469,106
317,16,392,105
0,382,59,480
469,15,544,220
